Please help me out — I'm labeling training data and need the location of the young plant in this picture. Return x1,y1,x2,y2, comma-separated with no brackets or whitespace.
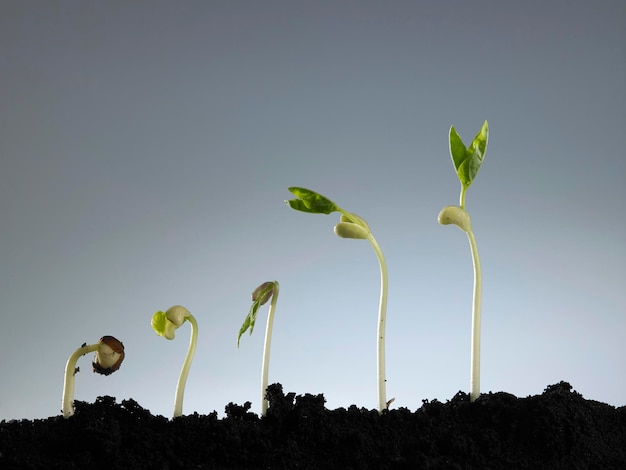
237,280,280,417
151,305,198,418
285,187,391,413
62,335,125,418
437,120,489,402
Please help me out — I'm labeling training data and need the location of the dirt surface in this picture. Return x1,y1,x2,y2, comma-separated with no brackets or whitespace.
1,381,624,469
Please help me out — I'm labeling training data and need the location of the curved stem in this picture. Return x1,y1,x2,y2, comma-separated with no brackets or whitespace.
260,282,279,416
367,234,388,413
173,314,198,418
337,209,361,226
62,343,99,418
466,229,482,402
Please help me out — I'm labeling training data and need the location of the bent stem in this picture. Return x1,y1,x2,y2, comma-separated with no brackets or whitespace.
62,336,125,418
174,314,198,418
366,234,389,412
286,187,390,413
260,282,279,416
238,281,279,417
438,205,483,402
62,343,99,418
337,216,389,410
152,306,198,418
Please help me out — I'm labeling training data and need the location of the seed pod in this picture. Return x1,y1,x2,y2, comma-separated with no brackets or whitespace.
166,305,191,327
334,221,369,239
438,205,472,233
92,336,125,376
252,281,275,305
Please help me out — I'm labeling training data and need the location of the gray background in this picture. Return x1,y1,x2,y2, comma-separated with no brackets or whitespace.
1,0,624,420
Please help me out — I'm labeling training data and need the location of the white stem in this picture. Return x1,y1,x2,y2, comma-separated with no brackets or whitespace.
367,234,388,413
62,343,99,418
260,282,279,416
467,229,482,402
173,315,198,418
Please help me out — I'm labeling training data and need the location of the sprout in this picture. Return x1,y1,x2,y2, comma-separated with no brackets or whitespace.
151,305,198,418
438,120,488,402
61,335,125,418
237,280,280,416
286,187,390,413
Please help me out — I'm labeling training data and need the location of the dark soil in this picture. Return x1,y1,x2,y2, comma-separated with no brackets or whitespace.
1,381,624,469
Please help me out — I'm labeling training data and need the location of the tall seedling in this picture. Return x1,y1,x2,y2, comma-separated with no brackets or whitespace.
238,281,280,417
286,187,391,413
438,120,489,402
151,305,198,417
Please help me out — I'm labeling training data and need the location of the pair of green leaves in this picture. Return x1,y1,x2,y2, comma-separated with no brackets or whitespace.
449,120,489,190
287,120,488,207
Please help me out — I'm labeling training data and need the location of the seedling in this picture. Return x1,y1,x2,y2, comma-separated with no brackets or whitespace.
152,305,198,417
61,335,125,418
285,187,390,413
237,280,280,416
437,120,489,402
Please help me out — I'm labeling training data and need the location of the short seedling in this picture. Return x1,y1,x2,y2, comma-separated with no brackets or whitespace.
152,305,198,417
237,280,280,416
62,335,125,418
437,120,489,402
286,187,391,413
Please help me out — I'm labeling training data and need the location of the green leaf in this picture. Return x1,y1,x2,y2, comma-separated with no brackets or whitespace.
448,120,489,188
449,126,466,174
285,187,339,214
285,199,316,213
466,120,489,183
238,300,262,347
151,311,168,337
238,281,279,347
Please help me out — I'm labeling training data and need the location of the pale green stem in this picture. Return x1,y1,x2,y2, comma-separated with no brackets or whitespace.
260,282,279,416
338,208,389,413
367,233,389,413
466,228,482,402
62,343,99,418
173,314,198,418
460,185,468,210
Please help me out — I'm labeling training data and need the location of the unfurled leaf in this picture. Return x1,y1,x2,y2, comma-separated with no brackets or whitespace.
285,187,339,214
449,126,467,174
449,120,489,188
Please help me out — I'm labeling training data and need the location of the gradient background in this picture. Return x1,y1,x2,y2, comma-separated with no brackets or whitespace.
1,1,624,420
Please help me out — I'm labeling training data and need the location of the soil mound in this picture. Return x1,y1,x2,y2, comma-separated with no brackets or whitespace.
1,381,624,469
